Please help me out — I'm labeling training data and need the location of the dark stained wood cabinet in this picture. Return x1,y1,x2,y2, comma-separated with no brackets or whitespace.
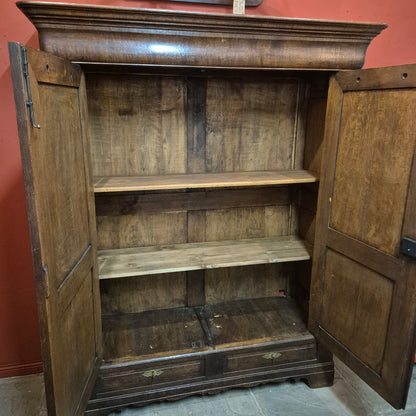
8,2,416,415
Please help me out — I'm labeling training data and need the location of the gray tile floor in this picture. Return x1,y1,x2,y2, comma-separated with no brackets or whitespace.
1,358,415,416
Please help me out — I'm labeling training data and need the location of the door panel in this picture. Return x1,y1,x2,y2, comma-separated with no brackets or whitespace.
330,89,416,256
310,64,416,409
9,43,101,416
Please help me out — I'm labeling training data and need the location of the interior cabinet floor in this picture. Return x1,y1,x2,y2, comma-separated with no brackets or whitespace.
101,297,312,363
2,358,415,416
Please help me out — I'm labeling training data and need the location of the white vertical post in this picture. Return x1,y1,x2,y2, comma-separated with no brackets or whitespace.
233,0,245,15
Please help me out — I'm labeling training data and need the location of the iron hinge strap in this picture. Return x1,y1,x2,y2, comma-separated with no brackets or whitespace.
401,237,416,259
21,46,40,129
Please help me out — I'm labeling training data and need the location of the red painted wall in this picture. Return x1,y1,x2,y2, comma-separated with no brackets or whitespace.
1,0,415,378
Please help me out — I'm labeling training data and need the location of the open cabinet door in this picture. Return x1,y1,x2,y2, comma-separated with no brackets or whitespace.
309,64,416,409
8,43,101,416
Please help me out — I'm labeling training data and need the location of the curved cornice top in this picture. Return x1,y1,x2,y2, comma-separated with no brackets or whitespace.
17,1,387,70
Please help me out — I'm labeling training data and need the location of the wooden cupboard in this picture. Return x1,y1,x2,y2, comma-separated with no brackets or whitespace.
9,2,416,415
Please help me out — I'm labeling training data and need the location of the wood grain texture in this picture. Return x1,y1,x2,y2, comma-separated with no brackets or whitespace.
320,249,393,373
9,44,100,416
100,273,187,315
11,3,391,413
309,76,343,335
303,98,327,176
102,307,210,363
96,211,187,250
89,296,332,414
186,77,207,174
102,297,313,362
87,74,186,177
93,170,319,193
205,206,290,241
310,65,416,410
197,297,313,350
95,187,290,216
205,78,300,172
18,2,386,69
98,236,312,279
329,89,416,256
205,264,292,304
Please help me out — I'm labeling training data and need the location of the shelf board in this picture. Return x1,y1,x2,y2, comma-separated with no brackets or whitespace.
98,235,312,280
93,170,319,193
102,297,314,363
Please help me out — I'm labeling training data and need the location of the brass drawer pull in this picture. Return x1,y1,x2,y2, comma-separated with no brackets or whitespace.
262,352,282,361
142,369,163,378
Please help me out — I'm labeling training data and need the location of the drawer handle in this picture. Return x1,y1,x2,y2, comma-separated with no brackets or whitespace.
262,352,282,361
142,369,163,378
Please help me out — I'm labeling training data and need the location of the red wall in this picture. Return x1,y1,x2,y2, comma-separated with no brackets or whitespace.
1,0,415,378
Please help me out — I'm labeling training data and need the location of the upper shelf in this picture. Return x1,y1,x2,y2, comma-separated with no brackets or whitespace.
17,1,386,70
93,170,319,193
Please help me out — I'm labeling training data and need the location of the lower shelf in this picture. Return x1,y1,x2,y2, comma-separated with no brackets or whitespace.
86,297,334,414
98,235,312,280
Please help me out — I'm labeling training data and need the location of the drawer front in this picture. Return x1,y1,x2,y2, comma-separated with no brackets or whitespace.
226,343,317,373
96,360,203,397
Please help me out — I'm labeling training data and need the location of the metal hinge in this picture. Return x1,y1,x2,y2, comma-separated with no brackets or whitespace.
401,237,416,259
42,265,50,299
21,46,40,129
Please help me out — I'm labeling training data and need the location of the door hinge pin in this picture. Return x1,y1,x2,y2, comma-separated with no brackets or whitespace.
21,46,40,129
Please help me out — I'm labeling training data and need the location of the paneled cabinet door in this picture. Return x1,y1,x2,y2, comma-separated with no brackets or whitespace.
8,43,101,416
310,64,416,409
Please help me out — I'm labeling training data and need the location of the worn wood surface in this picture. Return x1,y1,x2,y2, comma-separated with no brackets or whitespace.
90,296,332,416
18,2,385,69
9,43,100,416
102,307,210,363
309,64,416,409
205,264,292,304
102,297,313,362
330,88,416,256
11,3,392,413
205,78,301,172
98,236,312,279
96,210,187,250
94,170,318,193
100,273,187,315
198,297,313,350
95,187,290,217
87,74,187,177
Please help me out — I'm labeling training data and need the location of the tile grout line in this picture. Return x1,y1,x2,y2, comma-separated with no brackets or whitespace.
249,388,267,416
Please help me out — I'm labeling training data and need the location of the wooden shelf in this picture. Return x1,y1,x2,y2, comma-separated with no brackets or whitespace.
93,170,319,193
102,297,314,363
98,236,312,280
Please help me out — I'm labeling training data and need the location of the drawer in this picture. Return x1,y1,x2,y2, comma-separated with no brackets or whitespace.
225,343,317,373
95,359,203,397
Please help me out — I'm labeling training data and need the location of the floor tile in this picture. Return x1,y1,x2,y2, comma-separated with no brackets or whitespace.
0,373,47,416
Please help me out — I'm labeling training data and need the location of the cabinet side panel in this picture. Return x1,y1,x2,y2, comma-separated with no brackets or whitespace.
87,74,187,177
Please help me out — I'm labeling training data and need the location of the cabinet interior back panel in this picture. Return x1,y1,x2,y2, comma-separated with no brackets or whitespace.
205,78,304,172
205,263,292,304
87,74,187,176
100,273,187,315
87,75,307,177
